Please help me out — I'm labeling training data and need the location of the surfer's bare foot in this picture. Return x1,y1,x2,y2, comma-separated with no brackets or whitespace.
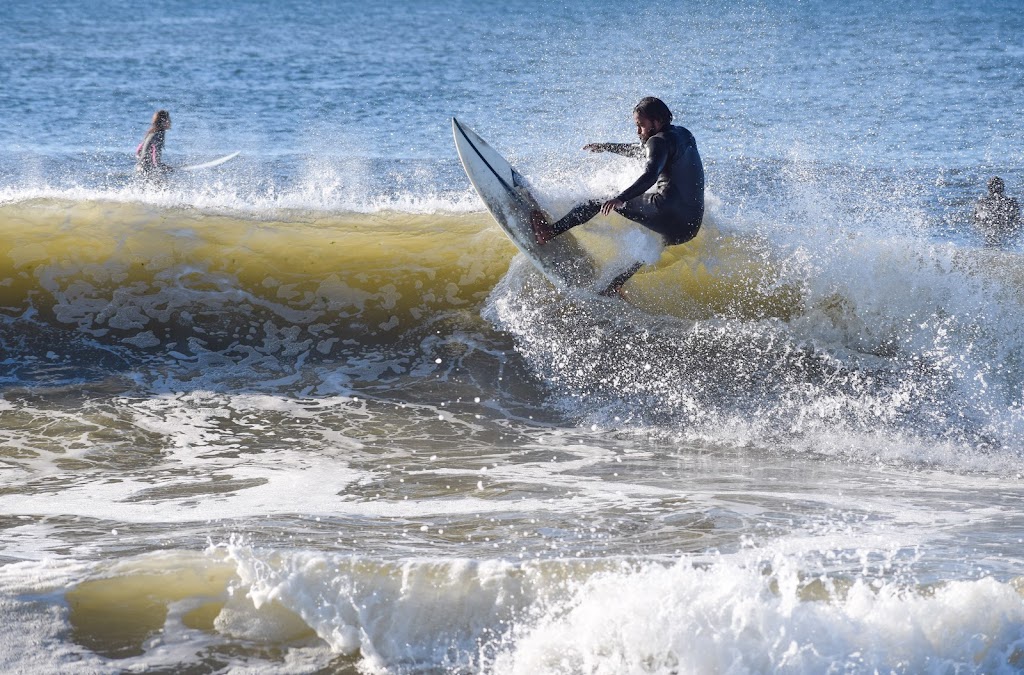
530,210,553,245
598,283,628,299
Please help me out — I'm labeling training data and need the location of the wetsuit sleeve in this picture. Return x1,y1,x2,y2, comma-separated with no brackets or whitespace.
615,136,668,203
597,143,644,159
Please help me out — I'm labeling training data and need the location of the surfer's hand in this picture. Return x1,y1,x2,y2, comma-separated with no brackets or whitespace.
583,143,605,153
600,199,623,215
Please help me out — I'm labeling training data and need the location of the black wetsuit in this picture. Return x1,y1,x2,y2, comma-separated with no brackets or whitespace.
552,124,705,246
974,191,1020,246
136,130,166,175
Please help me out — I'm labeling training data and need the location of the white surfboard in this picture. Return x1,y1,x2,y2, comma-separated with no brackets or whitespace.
452,118,600,291
179,151,240,172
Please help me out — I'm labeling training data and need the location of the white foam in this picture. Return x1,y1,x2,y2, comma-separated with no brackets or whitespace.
2,533,1023,674
491,555,1024,674
211,541,1024,674
0,176,483,216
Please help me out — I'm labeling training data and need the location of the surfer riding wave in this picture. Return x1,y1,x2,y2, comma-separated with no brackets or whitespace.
532,97,705,295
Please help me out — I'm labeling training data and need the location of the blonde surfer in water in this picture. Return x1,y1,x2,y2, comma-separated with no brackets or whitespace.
136,110,172,178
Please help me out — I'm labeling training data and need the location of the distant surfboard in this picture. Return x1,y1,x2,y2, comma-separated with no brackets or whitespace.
452,118,600,291
179,151,240,172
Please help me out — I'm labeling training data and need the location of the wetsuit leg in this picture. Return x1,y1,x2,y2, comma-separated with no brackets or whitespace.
550,194,702,248
599,261,644,296
549,194,702,295
551,200,603,236
618,195,703,246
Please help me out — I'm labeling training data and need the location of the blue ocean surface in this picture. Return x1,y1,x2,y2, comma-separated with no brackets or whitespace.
1,0,1024,673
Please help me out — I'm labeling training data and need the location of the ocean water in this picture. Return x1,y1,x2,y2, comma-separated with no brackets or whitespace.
2,0,1024,672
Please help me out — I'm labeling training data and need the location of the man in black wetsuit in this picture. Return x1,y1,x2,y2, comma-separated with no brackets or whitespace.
531,97,705,295
973,176,1020,246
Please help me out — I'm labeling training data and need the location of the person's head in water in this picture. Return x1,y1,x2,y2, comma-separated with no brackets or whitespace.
148,110,172,134
989,176,1005,196
633,97,672,143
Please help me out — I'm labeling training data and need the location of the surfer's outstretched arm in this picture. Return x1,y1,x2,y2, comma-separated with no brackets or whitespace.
584,143,644,159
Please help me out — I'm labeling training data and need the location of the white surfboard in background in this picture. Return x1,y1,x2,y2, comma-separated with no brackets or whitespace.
180,151,240,172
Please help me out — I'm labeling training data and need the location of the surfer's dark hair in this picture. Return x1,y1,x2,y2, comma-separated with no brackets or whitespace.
989,176,1005,194
147,110,171,135
633,97,673,125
